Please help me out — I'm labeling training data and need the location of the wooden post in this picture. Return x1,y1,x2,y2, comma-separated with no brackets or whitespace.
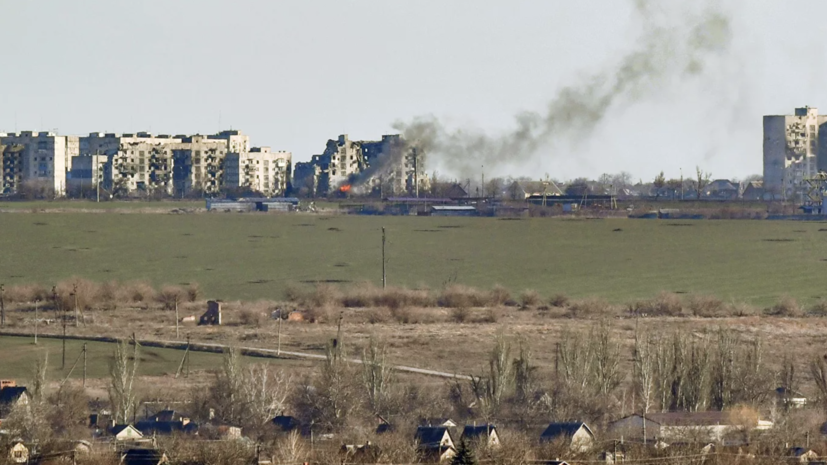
34,299,38,345
0,284,5,328
277,310,282,355
83,343,87,387
381,227,386,289
175,298,179,340
186,334,190,378
73,283,79,327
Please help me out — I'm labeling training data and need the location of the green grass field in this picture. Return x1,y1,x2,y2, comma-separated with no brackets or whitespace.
1,212,826,306
0,335,228,380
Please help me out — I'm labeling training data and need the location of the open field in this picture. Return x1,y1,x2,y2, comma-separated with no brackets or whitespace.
0,199,204,211
2,213,827,305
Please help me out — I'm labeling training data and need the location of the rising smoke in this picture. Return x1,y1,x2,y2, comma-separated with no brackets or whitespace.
393,0,733,178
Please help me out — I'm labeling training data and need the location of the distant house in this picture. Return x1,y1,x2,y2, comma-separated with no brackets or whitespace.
790,447,819,462
461,424,500,448
0,386,29,417
420,418,458,429
540,422,595,452
416,426,456,462
507,181,563,201
120,448,169,465
135,412,198,436
776,387,808,408
443,183,469,199
608,412,772,443
703,179,739,199
272,415,302,432
8,442,29,464
110,424,145,442
429,205,478,217
741,181,766,200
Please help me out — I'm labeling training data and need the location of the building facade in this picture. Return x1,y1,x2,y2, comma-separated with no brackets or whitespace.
294,134,425,197
764,106,827,199
224,147,292,196
0,131,79,194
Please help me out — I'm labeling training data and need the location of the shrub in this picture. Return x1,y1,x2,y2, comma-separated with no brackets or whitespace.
549,293,570,308
55,277,101,310
450,307,470,323
628,292,684,317
488,285,511,306
186,283,200,302
374,286,434,309
366,307,391,324
479,308,500,323
125,280,157,303
239,308,264,327
390,306,415,324
4,283,50,303
308,284,341,308
687,295,725,317
438,285,488,308
283,282,305,302
520,289,541,308
810,300,827,317
157,286,186,310
568,297,614,318
766,296,803,317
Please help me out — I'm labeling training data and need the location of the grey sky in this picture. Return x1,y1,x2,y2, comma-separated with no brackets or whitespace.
1,0,825,182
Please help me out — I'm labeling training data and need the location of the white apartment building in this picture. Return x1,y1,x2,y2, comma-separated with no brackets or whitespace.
764,106,827,199
224,147,292,196
0,131,79,194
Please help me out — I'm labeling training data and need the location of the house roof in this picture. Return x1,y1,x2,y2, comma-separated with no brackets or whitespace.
0,387,27,404
420,417,456,427
135,420,198,435
415,426,452,447
540,422,593,441
462,424,497,439
110,424,143,438
640,411,745,427
511,181,563,197
272,415,301,431
121,448,168,465
376,423,395,434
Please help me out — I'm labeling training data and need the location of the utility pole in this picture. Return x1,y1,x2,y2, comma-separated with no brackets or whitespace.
83,343,87,387
277,310,282,355
481,165,485,198
96,157,100,203
412,147,419,198
381,227,386,289
72,283,79,327
34,299,39,344
186,334,191,378
62,304,67,369
0,284,5,328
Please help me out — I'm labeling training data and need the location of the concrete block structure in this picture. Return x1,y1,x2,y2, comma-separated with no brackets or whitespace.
224,147,292,196
764,106,827,199
0,131,79,195
294,134,426,197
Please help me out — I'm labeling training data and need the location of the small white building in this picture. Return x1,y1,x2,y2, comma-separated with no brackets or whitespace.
8,442,29,464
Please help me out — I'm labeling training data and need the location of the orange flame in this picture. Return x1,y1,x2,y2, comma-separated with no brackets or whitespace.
339,184,352,193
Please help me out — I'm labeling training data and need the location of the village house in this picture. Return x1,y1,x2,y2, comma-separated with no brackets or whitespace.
540,422,595,452
7,442,29,464
110,424,145,442
461,424,500,448
507,180,563,201
0,382,29,419
607,411,773,444
120,448,169,465
415,426,456,462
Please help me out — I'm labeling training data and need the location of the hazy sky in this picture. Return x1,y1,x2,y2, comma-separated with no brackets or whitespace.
2,0,826,182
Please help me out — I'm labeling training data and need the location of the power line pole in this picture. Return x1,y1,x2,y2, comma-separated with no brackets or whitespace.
83,343,87,387
34,299,39,345
381,227,386,289
0,284,5,328
277,310,282,355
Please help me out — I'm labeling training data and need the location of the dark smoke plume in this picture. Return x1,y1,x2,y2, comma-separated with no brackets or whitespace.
393,0,732,177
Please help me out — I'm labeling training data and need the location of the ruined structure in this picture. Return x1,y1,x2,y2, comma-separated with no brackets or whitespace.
67,130,291,197
764,106,827,199
294,134,427,197
199,300,222,325
0,131,80,195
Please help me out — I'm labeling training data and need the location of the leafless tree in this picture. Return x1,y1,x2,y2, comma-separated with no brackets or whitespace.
109,339,139,424
513,339,537,404
361,336,395,415
633,326,656,442
591,320,621,397
30,353,48,403
470,332,513,419
275,430,307,465
810,355,827,409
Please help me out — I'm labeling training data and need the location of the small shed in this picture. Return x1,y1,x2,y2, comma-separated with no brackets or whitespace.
111,424,144,441
430,206,477,217
8,442,29,464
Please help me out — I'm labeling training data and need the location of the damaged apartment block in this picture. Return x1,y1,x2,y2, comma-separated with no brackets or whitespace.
294,134,428,197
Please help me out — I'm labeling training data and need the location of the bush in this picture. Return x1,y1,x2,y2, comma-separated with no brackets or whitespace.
4,283,50,303
308,284,341,308
125,280,157,303
239,308,264,327
390,306,415,324
157,286,186,310
520,289,541,308
186,283,200,302
549,293,570,308
283,282,305,302
628,292,684,317
687,295,725,317
55,277,101,310
439,285,488,308
766,296,803,317
450,307,470,323
810,300,827,317
568,297,614,318
488,285,511,306
479,308,500,323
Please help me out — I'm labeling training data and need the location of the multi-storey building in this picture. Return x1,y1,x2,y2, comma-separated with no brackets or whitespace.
0,131,79,195
1,144,25,194
67,154,107,195
224,147,292,196
764,106,827,199
294,134,425,197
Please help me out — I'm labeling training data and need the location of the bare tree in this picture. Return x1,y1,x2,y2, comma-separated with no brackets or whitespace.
470,332,513,419
275,430,307,465
633,326,656,443
157,286,185,339
592,320,621,397
361,336,395,415
695,166,712,199
810,355,827,409
30,353,48,404
109,339,140,424
513,339,537,404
